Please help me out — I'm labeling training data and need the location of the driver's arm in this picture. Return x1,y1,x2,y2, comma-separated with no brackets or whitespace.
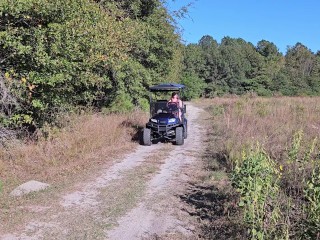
178,99,183,109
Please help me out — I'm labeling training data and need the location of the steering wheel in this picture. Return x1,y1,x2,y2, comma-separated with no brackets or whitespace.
167,102,179,113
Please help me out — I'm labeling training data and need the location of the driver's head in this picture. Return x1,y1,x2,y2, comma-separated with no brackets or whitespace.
171,92,179,100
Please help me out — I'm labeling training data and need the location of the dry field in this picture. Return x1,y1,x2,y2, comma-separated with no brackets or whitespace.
198,96,320,162
193,96,320,239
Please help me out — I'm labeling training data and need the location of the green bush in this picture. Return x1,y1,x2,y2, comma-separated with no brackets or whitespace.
232,145,282,239
231,131,320,239
303,165,320,238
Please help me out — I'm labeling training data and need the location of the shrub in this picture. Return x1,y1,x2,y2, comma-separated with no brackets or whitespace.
303,164,320,239
232,145,282,239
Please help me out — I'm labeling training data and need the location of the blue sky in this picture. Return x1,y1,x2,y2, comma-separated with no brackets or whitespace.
166,0,320,54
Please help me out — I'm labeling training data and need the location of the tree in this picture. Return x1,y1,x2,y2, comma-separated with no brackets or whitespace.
219,37,265,94
198,35,218,50
0,0,183,129
182,34,320,97
181,73,205,100
256,40,279,58
285,43,315,95
183,44,205,75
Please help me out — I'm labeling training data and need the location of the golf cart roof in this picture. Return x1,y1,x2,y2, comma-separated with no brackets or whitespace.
149,83,185,92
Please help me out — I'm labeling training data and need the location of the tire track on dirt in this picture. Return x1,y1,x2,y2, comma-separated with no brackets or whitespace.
60,143,164,209
107,104,205,240
2,143,166,239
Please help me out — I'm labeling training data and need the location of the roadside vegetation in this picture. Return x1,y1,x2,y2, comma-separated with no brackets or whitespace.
0,110,147,218
199,96,320,239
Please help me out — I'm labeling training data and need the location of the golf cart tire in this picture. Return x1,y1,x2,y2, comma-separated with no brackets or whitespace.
142,128,152,146
184,124,187,139
175,127,184,145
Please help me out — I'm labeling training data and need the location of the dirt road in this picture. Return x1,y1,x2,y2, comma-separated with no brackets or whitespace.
2,103,206,240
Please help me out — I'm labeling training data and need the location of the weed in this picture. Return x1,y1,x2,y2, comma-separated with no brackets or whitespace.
303,165,320,239
232,145,282,239
254,101,269,117
208,105,225,116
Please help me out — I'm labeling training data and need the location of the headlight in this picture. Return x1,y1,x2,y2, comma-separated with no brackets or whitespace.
151,118,157,123
168,118,176,124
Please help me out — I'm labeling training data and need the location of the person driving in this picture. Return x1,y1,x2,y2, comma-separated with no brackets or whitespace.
167,92,183,121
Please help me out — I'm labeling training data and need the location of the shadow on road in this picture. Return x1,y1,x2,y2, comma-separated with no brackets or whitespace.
179,182,246,240
179,147,247,239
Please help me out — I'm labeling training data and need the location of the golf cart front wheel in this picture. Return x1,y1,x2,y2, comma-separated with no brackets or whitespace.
142,128,152,146
175,127,184,145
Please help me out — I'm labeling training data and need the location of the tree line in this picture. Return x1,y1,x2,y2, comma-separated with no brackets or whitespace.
181,35,320,99
0,0,183,132
1,0,320,134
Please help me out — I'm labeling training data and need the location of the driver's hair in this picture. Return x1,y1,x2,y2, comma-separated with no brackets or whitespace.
171,92,179,99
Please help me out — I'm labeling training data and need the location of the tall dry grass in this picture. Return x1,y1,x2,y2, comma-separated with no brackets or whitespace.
201,96,320,238
202,96,320,162
0,110,148,194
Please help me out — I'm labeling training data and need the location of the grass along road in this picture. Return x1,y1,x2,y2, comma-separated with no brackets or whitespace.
1,103,207,240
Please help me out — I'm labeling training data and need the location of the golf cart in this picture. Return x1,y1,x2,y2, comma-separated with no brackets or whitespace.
142,83,187,146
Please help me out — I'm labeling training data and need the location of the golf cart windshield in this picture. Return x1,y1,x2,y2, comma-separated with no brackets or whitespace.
150,100,179,116
148,83,185,117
